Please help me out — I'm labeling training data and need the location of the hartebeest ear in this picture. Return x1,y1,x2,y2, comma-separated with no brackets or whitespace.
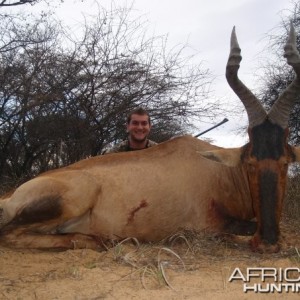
198,148,243,167
291,146,300,162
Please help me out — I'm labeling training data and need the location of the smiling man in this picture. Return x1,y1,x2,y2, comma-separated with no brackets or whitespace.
102,108,158,154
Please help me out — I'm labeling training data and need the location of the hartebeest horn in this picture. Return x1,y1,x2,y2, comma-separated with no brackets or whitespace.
268,23,300,128
226,27,267,128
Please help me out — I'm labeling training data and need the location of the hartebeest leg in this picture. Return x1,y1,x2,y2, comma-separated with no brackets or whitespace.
0,227,104,250
0,171,101,236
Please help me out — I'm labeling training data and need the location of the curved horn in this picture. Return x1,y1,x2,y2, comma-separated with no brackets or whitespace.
268,22,300,128
226,27,267,128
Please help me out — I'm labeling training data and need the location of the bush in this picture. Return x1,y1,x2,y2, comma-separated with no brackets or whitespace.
284,174,300,223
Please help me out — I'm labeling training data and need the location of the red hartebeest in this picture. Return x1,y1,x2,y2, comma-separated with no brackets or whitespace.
0,24,300,253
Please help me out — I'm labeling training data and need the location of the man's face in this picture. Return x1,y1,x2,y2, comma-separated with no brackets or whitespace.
127,114,151,143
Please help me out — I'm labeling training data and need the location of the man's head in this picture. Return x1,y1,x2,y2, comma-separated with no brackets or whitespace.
126,108,152,144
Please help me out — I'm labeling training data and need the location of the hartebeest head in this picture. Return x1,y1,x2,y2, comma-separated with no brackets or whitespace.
202,24,300,253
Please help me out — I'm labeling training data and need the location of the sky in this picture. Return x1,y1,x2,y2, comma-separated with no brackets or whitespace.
21,0,296,147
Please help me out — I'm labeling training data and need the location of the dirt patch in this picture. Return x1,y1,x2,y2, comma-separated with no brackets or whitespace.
0,223,299,299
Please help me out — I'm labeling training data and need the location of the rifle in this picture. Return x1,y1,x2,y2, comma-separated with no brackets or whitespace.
194,118,229,138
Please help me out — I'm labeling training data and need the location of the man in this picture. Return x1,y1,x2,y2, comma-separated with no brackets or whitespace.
102,108,157,154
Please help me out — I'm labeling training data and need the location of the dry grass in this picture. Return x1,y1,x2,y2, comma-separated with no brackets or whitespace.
93,224,300,289
0,225,299,299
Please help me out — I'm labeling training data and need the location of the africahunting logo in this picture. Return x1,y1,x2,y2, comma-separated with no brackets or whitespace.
228,267,300,293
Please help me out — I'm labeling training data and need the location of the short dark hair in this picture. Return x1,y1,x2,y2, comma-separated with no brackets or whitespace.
127,107,151,124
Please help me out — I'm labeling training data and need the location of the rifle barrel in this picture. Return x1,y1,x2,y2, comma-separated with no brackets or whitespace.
194,118,229,138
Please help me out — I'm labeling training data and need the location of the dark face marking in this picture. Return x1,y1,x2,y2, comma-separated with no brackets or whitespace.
242,120,292,249
12,195,62,225
259,170,278,244
250,120,285,160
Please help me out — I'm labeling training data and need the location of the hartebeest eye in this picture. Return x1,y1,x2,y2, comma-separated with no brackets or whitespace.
244,157,257,173
280,158,289,171
247,163,256,173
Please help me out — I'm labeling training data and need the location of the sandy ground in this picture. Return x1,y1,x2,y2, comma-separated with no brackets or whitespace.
0,223,299,300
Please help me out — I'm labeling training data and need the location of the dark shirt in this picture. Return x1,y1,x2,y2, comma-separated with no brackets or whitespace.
102,139,157,154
